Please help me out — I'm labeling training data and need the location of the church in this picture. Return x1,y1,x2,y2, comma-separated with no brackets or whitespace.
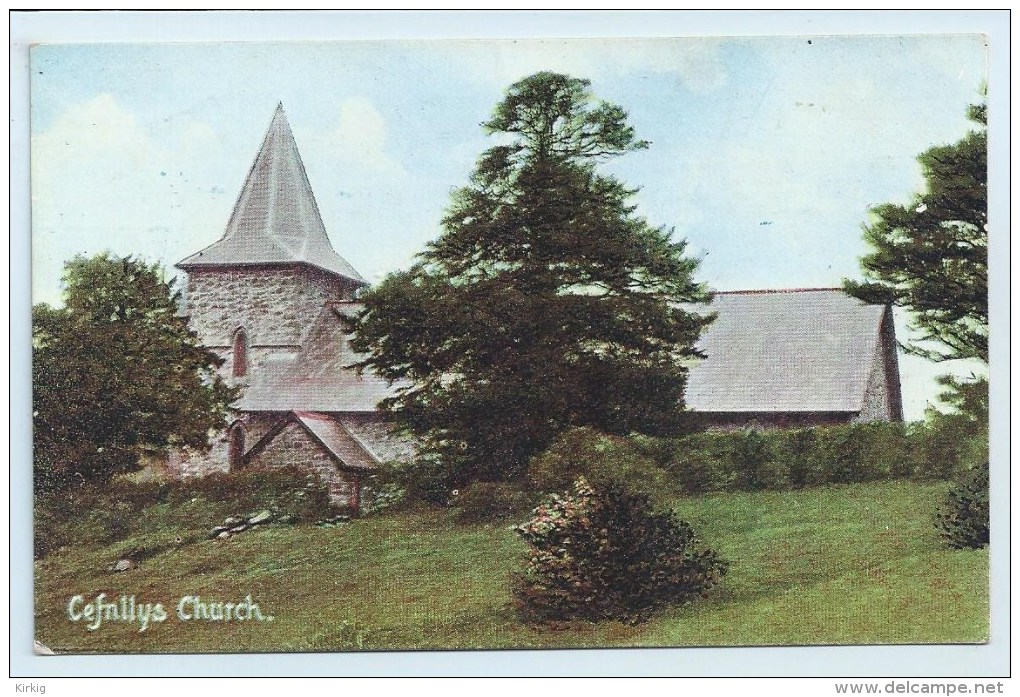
170,105,904,507
171,105,412,509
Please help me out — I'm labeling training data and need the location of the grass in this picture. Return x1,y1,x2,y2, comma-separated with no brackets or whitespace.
34,480,988,652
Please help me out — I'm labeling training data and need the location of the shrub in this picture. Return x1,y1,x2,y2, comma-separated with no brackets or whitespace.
361,476,407,515
384,455,462,506
668,429,787,491
512,478,727,623
772,428,825,488
812,425,881,483
33,465,335,558
528,427,677,504
936,461,989,549
723,428,789,490
661,440,730,495
661,423,916,493
177,466,335,521
453,482,535,523
907,423,966,481
860,423,914,480
911,377,989,480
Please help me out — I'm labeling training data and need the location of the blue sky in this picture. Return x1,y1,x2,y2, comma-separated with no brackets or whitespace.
29,34,987,420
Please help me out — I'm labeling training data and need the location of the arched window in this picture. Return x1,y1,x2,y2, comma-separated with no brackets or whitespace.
227,423,246,470
232,328,248,377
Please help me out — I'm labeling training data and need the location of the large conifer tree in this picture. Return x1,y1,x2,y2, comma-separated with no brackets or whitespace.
844,103,987,364
354,73,713,484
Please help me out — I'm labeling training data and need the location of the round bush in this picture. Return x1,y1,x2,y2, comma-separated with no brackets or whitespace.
512,478,727,623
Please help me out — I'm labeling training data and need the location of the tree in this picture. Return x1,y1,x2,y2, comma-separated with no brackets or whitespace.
512,477,727,622
844,103,987,363
33,253,237,492
353,72,713,486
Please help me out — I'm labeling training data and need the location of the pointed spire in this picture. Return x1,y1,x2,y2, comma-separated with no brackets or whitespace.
178,105,366,285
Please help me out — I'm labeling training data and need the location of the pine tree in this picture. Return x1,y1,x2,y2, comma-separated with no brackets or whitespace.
845,103,987,363
353,73,713,485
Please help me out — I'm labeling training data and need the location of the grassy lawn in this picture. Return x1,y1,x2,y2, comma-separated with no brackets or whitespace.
34,480,988,652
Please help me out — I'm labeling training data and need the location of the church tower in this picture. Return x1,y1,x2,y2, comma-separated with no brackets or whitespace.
170,105,413,505
177,104,366,385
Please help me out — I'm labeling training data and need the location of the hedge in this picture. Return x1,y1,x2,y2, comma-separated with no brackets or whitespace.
528,420,985,500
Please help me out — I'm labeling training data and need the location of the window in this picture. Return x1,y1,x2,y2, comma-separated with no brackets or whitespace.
232,328,248,377
227,423,246,470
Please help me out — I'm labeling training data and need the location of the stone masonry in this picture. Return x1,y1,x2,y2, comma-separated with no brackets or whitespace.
184,266,358,384
246,421,361,508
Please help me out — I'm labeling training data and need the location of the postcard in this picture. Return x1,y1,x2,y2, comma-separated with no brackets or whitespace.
26,29,993,663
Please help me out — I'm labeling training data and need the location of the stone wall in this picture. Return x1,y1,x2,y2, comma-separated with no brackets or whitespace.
247,421,360,508
163,412,284,479
855,339,890,423
855,310,903,424
164,440,230,479
183,265,357,351
337,413,418,464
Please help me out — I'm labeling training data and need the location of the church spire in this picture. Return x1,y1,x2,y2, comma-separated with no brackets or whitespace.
178,105,366,285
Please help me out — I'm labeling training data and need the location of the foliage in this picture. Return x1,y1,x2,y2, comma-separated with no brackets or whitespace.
33,465,334,558
33,253,237,492
771,428,825,488
930,374,989,469
844,103,987,363
659,422,962,495
528,420,974,499
371,454,463,507
663,445,730,495
721,428,790,491
361,474,408,515
352,72,713,486
811,423,902,484
936,460,989,549
909,376,988,480
512,478,727,623
453,481,536,523
528,426,678,504
358,461,411,513
209,467,335,522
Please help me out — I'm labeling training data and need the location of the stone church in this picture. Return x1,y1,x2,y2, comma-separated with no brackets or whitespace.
170,105,903,507
171,104,412,509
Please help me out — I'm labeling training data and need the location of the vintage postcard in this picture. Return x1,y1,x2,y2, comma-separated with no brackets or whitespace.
28,30,993,660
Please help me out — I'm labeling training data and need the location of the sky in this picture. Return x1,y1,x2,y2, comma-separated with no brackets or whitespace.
29,33,988,421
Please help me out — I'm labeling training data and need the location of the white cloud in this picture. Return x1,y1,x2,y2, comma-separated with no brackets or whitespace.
308,97,407,180
31,94,228,305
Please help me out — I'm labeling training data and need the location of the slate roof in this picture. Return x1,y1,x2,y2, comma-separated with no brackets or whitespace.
294,412,380,470
236,288,889,417
177,104,366,285
684,288,888,414
235,303,401,413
